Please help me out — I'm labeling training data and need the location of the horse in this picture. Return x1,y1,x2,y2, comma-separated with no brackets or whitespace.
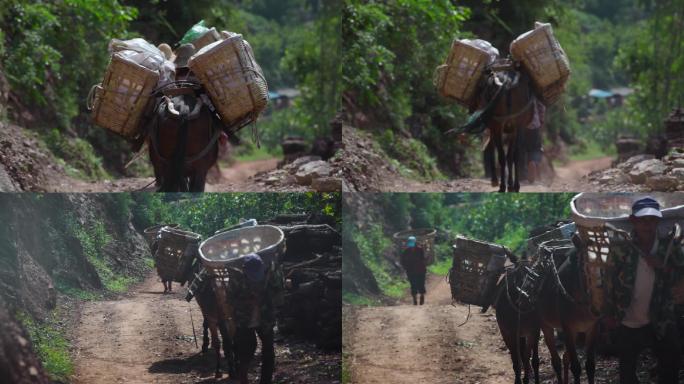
535,238,601,384
179,259,237,379
476,60,537,192
492,259,542,384
145,79,224,192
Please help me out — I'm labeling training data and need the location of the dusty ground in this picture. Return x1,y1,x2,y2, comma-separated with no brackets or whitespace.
71,273,339,384
340,125,623,193
344,274,679,384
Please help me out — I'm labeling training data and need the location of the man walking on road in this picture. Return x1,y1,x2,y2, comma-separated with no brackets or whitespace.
400,236,427,305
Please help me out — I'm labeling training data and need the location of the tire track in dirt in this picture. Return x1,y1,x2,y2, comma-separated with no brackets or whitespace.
346,274,513,384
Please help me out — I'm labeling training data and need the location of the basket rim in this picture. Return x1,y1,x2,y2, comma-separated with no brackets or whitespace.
571,192,684,228
160,226,202,241
144,223,180,234
392,228,437,240
198,224,284,267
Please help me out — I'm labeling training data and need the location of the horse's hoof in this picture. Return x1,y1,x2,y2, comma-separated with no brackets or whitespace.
491,180,499,187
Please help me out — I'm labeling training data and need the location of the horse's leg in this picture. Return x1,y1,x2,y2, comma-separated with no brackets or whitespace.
506,138,515,192
510,337,523,384
541,324,562,383
563,329,581,384
218,321,236,378
494,130,506,192
485,139,498,186
512,131,521,192
235,327,257,384
208,324,222,379
532,329,540,384
201,317,210,353
521,336,531,384
189,171,207,193
585,323,599,384
257,326,275,384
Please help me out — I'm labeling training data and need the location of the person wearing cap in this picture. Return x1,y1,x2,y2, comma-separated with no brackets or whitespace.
607,196,684,383
400,236,428,305
229,253,284,384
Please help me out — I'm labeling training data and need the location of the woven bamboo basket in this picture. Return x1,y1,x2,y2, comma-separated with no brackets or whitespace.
143,223,179,249
393,228,437,265
188,35,268,129
526,222,576,260
156,227,202,282
199,225,285,273
192,27,221,51
434,39,493,107
449,235,507,306
510,23,570,106
89,52,159,140
570,193,684,314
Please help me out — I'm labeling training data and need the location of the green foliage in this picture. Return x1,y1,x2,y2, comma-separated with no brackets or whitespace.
44,128,110,181
378,130,443,180
131,192,341,238
342,292,380,306
16,310,74,382
351,223,407,298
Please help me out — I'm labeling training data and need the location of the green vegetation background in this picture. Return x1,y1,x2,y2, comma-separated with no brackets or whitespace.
0,0,340,180
342,0,684,180
343,193,574,305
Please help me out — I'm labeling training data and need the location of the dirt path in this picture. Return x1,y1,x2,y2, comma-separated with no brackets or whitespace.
71,272,338,384
378,156,612,192
47,158,282,192
345,274,513,384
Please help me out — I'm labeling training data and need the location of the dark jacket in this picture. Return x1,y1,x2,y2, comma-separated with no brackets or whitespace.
400,246,427,275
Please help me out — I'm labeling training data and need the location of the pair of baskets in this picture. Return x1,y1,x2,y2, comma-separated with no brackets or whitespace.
155,227,202,282
449,235,507,306
571,193,684,314
143,223,179,250
392,228,437,265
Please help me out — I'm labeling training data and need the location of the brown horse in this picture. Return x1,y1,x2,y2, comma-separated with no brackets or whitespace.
180,260,237,379
535,239,601,384
476,60,537,192
492,260,542,384
146,80,223,192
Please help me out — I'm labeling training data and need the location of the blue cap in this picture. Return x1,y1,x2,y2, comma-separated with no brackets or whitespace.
632,196,662,218
406,236,417,247
243,253,265,282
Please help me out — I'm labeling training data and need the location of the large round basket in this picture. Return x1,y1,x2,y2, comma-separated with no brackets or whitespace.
199,225,285,272
570,193,684,314
143,223,179,249
156,227,201,282
393,228,437,265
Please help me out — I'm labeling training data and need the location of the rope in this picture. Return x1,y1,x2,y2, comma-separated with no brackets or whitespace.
189,302,199,349
457,303,471,327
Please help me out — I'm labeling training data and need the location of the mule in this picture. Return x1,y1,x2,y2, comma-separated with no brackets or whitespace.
493,261,542,384
536,240,601,384
476,60,537,192
180,260,237,379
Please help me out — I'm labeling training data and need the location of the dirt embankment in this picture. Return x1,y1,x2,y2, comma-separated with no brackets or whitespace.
340,125,619,192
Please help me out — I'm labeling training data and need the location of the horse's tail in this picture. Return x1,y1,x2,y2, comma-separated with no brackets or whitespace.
163,115,189,191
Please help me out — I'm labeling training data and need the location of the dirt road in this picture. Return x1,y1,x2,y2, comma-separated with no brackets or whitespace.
345,275,513,384
377,156,613,192
71,272,339,384
48,158,281,192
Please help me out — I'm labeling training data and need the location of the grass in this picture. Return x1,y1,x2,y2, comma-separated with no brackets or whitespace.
234,145,280,162
342,353,352,384
428,257,452,276
16,311,74,382
566,140,615,162
342,292,382,306
69,218,140,294
54,279,102,301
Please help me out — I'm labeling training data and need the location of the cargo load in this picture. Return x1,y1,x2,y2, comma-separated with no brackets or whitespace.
88,39,174,140
155,227,202,282
448,235,507,306
510,22,570,105
143,223,180,249
526,222,576,259
392,228,437,265
434,39,499,107
570,193,684,314
188,34,268,131
199,225,285,271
